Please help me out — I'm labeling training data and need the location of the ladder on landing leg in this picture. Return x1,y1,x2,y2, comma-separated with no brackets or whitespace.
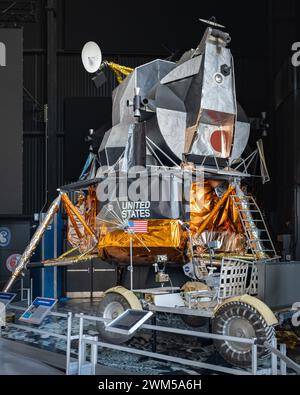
231,195,279,262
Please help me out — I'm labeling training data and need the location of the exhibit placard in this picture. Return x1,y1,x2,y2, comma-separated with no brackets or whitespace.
0,292,16,327
19,297,57,325
105,309,153,335
0,292,16,306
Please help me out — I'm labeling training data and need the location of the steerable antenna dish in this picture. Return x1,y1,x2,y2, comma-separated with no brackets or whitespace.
81,41,102,73
199,18,225,29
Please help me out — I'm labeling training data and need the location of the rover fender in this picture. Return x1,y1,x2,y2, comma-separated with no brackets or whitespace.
105,286,143,310
214,294,278,326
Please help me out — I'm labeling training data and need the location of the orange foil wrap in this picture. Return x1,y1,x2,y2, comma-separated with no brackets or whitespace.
190,181,246,254
98,219,186,264
67,187,98,253
67,182,246,261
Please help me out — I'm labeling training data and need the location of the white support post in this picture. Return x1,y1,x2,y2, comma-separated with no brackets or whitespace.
26,288,30,307
30,278,33,305
21,279,24,301
251,343,258,375
78,313,84,375
271,337,278,375
280,343,287,376
66,312,72,375
90,337,98,375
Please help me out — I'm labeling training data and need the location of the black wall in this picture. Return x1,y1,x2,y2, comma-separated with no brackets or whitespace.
0,28,23,215
64,97,112,183
261,1,300,258
64,0,268,55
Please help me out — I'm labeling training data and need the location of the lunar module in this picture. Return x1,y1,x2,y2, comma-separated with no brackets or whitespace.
4,22,281,367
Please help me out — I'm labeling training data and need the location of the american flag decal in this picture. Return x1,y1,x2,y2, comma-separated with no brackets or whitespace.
127,220,148,233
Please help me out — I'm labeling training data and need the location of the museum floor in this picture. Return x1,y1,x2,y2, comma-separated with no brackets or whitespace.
0,340,63,375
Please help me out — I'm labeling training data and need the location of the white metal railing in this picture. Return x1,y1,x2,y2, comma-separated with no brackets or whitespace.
18,278,33,306
2,306,299,376
75,313,260,376
265,338,300,375
74,313,300,376
0,304,77,375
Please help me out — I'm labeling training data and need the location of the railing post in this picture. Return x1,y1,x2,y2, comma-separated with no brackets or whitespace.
280,343,287,375
251,341,258,375
151,314,157,353
271,337,278,375
30,278,33,305
78,313,84,375
66,312,72,375
21,279,24,301
0,303,4,337
90,336,98,375
26,288,30,307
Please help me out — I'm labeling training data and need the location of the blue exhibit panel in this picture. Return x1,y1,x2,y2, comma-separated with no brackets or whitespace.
43,214,63,299
33,297,56,307
20,297,57,325
30,214,63,299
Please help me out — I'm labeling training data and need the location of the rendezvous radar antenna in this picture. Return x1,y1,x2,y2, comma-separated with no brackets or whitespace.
81,41,103,73
198,16,226,29
81,41,133,87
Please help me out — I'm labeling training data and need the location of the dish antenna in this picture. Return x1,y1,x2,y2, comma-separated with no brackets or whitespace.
81,41,102,73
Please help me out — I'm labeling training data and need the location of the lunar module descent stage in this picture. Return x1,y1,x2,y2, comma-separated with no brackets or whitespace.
4,24,283,367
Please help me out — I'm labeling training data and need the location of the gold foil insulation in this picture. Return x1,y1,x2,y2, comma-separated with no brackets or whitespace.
98,219,186,264
66,182,247,262
190,181,245,255
193,231,246,255
107,62,134,84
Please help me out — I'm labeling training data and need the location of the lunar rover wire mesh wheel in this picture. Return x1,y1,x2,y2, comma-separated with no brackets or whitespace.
212,301,275,368
97,292,132,344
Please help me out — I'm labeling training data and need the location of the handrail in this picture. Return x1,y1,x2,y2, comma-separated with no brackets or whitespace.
75,312,259,376
81,337,252,376
74,313,257,345
264,341,300,374
1,305,74,375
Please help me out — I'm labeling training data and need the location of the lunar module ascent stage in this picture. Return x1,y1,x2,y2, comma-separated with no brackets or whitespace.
4,24,283,367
